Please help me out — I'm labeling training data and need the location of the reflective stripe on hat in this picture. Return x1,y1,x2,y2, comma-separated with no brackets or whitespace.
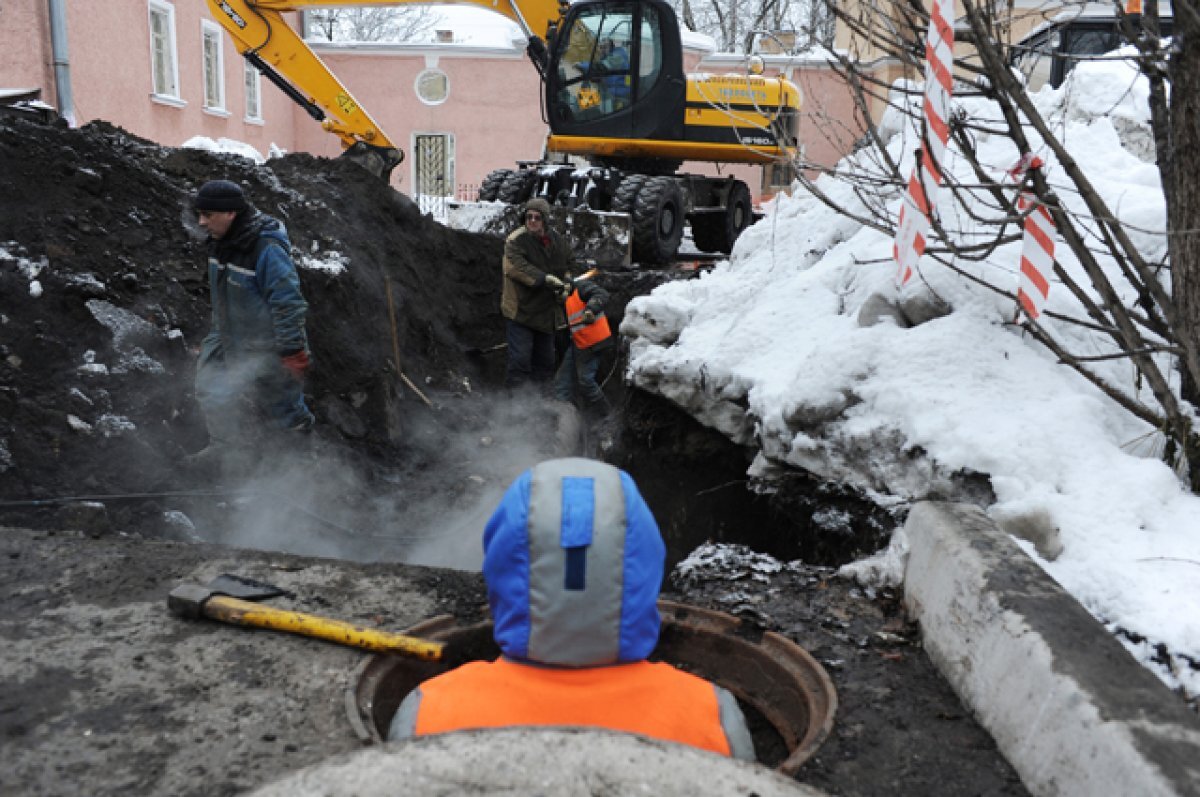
526,459,625,665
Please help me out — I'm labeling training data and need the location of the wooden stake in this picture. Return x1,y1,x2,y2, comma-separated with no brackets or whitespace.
384,275,434,408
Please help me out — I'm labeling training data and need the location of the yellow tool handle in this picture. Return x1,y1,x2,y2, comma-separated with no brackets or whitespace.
203,595,445,660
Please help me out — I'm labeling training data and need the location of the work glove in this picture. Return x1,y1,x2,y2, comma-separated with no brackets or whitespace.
281,350,310,383
581,309,596,324
544,274,565,291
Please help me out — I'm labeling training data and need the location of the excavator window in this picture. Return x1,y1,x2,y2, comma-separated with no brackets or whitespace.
553,3,646,121
636,9,663,93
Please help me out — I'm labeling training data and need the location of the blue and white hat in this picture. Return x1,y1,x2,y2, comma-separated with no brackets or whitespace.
482,457,666,667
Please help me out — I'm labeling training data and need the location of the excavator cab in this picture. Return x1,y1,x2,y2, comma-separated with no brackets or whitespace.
545,0,685,146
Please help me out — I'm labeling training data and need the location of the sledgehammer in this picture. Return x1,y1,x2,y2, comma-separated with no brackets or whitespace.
168,574,445,660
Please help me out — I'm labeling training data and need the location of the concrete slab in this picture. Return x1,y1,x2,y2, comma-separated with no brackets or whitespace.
246,727,828,796
903,502,1200,797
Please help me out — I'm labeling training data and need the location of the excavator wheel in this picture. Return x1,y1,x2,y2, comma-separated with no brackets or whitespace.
497,170,538,205
723,181,754,253
478,169,515,201
611,174,648,214
692,180,753,254
632,176,685,265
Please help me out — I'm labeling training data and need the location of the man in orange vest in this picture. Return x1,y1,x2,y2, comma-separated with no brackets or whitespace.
387,457,755,761
553,273,613,417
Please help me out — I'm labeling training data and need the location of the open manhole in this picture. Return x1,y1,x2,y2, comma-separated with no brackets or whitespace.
347,600,837,775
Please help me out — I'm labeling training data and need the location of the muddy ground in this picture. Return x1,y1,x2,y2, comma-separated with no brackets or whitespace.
1,526,1026,797
0,114,1027,795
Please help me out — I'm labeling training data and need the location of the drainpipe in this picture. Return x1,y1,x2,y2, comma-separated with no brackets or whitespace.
47,0,76,125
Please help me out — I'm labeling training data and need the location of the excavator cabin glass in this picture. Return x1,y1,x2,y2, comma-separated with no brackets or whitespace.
547,0,683,142
555,4,639,120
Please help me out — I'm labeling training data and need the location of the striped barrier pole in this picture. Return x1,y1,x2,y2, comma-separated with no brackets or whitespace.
894,0,956,287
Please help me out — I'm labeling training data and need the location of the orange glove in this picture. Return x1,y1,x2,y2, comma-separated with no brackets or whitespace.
281,350,310,382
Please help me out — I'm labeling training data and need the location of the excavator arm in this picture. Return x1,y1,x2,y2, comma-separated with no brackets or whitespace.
206,0,566,178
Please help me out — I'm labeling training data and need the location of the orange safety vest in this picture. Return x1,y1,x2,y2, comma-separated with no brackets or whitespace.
413,658,733,756
565,289,612,350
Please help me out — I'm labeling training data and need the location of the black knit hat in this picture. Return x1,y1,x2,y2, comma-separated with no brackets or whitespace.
194,180,247,212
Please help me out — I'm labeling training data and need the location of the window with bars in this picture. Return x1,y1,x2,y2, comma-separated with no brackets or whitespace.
202,21,225,111
148,1,180,100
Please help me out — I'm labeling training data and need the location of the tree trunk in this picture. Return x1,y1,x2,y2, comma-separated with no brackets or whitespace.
1167,0,1200,484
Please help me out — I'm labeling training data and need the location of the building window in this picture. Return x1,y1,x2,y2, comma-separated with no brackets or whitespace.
148,1,180,100
768,161,795,188
415,69,449,105
245,61,263,121
201,21,226,112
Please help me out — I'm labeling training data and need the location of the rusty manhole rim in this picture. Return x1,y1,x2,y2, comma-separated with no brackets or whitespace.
346,599,837,775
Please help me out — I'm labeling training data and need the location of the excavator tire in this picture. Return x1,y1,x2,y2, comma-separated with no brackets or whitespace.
478,168,515,201
692,180,753,254
632,176,685,265
497,170,538,205
611,174,648,214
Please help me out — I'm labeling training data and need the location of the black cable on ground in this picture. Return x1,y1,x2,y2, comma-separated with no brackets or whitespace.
0,488,441,543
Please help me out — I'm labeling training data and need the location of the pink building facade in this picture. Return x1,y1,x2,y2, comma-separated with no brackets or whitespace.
3,1,858,202
2,0,300,157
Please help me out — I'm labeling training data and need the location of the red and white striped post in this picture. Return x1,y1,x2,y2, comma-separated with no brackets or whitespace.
894,0,956,287
1009,155,1056,321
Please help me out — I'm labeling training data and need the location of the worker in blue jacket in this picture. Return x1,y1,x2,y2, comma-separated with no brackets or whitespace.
598,37,631,112
191,180,315,461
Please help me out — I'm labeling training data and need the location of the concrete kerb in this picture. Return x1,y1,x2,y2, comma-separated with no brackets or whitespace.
902,502,1200,797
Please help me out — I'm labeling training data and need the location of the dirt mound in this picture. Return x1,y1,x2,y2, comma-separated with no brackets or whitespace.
0,115,519,547
0,114,885,569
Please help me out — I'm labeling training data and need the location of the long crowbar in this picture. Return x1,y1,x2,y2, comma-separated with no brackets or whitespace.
167,574,446,660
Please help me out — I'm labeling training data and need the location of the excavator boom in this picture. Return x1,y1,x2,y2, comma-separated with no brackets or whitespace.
206,0,565,178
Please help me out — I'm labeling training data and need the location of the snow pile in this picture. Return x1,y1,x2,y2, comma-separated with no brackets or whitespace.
624,53,1199,699
181,136,284,165
672,542,787,588
1,242,46,297
299,248,351,275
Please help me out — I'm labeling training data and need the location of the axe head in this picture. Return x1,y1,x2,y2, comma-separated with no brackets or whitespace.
168,574,293,619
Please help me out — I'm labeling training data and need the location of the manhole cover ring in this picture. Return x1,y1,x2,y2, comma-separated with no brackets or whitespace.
347,600,837,775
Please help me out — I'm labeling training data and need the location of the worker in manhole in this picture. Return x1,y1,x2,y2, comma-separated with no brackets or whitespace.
187,179,315,472
500,197,573,389
554,270,614,418
388,457,755,760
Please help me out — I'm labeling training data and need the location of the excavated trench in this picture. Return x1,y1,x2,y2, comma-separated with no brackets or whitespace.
0,114,894,576
605,388,896,568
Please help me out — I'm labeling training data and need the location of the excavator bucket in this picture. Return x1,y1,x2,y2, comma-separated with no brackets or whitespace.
341,141,405,181
446,201,632,271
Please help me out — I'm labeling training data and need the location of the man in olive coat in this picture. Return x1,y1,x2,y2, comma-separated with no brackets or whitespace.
500,197,574,387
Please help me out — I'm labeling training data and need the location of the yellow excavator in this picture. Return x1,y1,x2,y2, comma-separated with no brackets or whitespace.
208,0,801,263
